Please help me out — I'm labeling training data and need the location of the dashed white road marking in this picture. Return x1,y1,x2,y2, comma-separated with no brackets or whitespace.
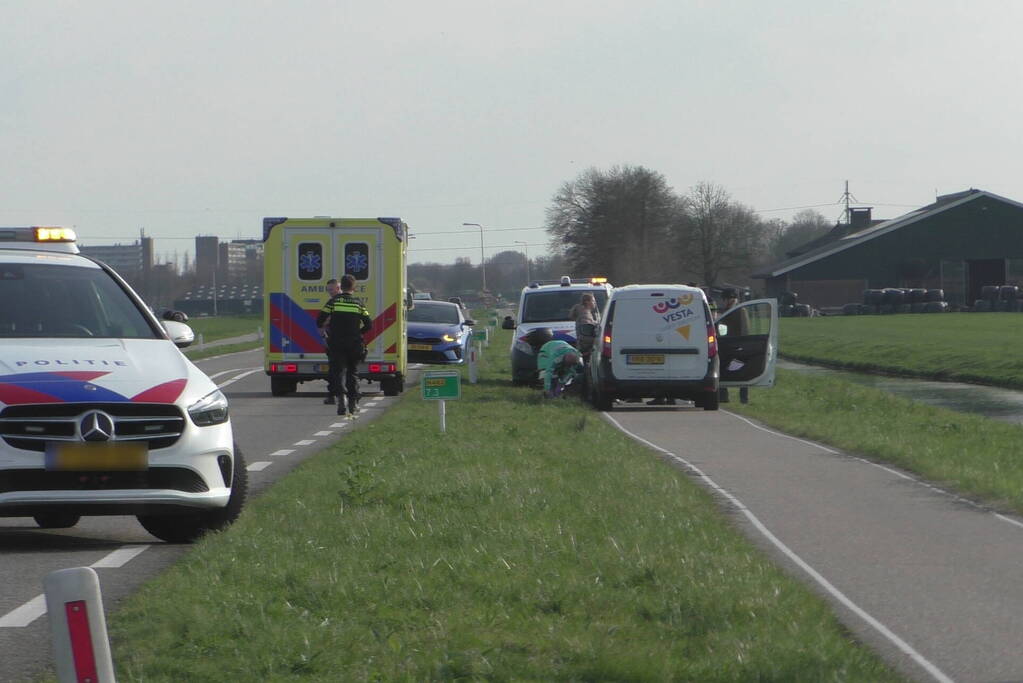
603,412,954,683
91,546,147,569
247,461,272,472
206,367,258,380
313,431,333,436
330,422,349,428
1,546,150,628
0,595,46,628
216,368,263,389
270,449,295,456
293,440,316,446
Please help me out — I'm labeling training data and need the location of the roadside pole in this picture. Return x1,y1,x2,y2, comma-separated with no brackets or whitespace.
44,567,115,683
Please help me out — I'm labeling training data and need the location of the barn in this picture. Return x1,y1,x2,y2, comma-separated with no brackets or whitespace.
753,189,1023,309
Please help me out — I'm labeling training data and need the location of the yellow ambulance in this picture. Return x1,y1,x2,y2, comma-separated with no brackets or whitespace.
262,217,410,397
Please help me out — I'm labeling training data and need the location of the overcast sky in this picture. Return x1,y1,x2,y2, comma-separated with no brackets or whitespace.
3,0,1021,267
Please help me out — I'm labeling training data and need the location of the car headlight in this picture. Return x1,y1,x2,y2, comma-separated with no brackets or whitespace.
188,389,230,426
442,334,456,342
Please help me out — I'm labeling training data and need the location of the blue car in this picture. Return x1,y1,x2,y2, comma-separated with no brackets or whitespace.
406,301,475,364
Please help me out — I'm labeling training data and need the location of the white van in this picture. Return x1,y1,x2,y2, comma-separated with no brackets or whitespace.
587,284,777,410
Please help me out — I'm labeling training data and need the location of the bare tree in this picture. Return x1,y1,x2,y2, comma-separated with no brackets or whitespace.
677,181,771,286
546,165,681,284
767,209,835,262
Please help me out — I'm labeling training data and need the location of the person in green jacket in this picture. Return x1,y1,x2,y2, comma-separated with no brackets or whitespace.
537,339,583,398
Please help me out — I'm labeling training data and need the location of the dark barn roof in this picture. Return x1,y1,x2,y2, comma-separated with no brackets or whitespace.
753,189,1023,279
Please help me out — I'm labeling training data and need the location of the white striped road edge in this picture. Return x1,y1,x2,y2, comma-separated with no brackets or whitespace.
0,546,148,628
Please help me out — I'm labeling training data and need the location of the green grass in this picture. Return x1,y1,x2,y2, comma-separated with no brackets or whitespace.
183,341,261,361
185,314,262,343
779,313,1023,387
103,329,900,682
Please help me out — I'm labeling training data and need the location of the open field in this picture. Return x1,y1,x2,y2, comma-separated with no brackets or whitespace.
100,326,900,681
184,314,262,343
779,313,1023,388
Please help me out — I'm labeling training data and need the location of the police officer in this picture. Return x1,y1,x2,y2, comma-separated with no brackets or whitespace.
317,274,372,417
320,278,342,404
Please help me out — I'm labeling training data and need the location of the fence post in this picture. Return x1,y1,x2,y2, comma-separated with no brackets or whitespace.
45,567,115,683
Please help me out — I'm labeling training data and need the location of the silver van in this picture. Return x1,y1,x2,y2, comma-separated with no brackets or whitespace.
587,284,777,410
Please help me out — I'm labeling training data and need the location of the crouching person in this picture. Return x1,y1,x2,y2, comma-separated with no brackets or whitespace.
537,339,584,398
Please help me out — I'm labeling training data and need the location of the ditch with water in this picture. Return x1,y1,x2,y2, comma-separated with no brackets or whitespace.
778,359,1023,426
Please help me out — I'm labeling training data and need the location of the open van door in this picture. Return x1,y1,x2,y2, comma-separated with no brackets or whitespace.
716,299,778,388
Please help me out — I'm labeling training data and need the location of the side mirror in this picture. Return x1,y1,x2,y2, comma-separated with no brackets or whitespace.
163,320,195,348
464,319,476,326
502,316,515,330
717,323,729,338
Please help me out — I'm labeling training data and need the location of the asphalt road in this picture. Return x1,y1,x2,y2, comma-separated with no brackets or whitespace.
0,347,414,682
604,403,1023,683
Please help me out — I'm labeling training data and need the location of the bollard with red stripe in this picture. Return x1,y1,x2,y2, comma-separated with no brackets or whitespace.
44,567,115,683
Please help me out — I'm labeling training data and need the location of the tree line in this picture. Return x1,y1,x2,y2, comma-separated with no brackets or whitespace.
411,165,836,300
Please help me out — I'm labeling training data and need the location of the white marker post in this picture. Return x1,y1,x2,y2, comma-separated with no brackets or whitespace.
422,370,460,434
44,566,115,683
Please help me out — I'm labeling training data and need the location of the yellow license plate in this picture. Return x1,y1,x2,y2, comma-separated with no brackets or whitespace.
409,343,432,351
314,363,331,372
627,354,665,365
45,442,148,471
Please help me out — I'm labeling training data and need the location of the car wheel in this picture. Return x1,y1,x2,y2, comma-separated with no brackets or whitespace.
590,382,613,411
33,512,81,529
702,392,719,411
381,376,402,396
137,445,249,543
270,377,296,396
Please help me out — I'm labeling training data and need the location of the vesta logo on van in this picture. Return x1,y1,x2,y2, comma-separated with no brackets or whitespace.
651,294,694,314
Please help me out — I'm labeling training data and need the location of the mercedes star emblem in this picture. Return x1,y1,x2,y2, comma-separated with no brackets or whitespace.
80,411,115,442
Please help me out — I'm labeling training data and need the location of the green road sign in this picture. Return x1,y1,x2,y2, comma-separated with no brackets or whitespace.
421,371,461,400
472,329,487,340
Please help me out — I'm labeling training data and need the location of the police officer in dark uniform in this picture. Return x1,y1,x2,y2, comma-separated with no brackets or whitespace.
320,278,342,404
317,274,372,417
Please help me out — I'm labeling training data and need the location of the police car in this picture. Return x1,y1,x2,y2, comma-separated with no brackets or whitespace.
503,276,613,384
0,227,246,542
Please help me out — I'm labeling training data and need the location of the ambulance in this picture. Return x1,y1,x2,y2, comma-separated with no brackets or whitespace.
262,217,410,397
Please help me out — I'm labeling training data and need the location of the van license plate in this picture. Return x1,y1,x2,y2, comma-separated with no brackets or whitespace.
409,344,432,351
627,354,665,365
45,443,148,471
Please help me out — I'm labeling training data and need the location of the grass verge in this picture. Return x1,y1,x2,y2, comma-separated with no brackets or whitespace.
105,332,901,681
183,341,261,361
186,314,262,343
780,313,1023,387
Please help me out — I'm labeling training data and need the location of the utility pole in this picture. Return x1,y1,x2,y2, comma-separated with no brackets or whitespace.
839,180,859,224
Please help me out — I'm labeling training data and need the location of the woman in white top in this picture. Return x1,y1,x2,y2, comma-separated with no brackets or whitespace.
569,293,600,354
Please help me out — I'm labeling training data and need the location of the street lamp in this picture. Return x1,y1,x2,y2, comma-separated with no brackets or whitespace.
514,240,530,284
462,222,486,292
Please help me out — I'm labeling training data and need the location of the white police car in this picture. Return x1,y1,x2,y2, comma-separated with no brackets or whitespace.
0,227,246,542
503,276,613,384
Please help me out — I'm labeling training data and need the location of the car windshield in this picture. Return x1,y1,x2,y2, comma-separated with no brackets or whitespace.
522,289,609,323
0,262,160,339
408,303,460,324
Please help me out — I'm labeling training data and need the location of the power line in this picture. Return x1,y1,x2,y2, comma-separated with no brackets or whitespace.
409,241,546,253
